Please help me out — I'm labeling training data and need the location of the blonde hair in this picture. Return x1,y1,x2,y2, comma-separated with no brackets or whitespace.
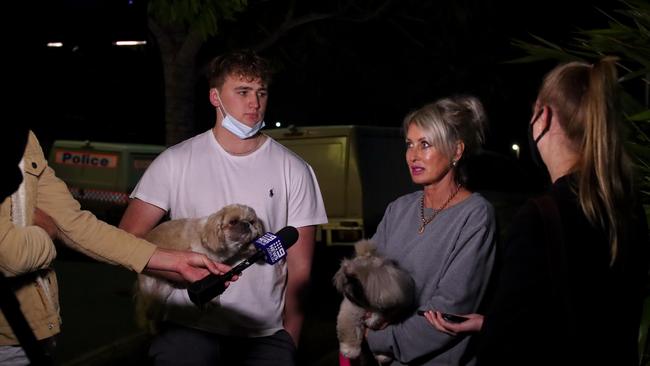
537,57,634,264
403,95,488,184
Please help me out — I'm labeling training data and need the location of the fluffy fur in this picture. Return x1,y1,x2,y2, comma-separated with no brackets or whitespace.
333,240,415,364
134,203,265,333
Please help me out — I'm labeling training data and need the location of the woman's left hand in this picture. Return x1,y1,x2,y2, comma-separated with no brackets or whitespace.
423,311,484,336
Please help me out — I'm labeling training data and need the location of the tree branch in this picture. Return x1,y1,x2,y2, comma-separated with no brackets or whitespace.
252,0,393,52
337,0,393,23
252,12,336,52
387,18,426,49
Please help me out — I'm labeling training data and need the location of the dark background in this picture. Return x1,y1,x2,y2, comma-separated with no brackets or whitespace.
2,1,629,364
25,0,616,164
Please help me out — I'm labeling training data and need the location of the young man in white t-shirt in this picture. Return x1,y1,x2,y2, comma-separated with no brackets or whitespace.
119,49,327,365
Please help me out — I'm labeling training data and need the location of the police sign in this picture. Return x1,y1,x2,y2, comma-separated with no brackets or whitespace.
55,150,118,168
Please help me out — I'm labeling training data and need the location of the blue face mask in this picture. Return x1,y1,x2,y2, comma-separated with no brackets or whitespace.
216,92,265,139
222,114,265,139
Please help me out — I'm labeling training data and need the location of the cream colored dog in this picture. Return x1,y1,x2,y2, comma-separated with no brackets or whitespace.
333,240,415,364
134,203,265,333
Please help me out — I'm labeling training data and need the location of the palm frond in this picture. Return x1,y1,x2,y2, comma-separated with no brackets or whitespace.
511,0,650,201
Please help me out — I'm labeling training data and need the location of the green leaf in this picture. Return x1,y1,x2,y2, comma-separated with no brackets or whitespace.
529,34,565,50
628,110,650,122
509,0,650,204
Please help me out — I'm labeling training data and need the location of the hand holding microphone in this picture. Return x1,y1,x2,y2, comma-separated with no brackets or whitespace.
187,226,299,306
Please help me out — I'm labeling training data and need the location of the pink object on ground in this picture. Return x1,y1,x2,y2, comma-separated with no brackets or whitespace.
339,352,353,366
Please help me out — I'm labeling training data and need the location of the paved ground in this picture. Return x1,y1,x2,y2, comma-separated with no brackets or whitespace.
50,243,353,366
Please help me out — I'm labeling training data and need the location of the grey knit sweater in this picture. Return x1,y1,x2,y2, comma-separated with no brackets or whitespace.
367,191,496,366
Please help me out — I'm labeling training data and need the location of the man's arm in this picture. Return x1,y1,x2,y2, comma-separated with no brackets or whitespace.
119,198,181,282
118,198,166,238
119,198,226,283
283,225,316,346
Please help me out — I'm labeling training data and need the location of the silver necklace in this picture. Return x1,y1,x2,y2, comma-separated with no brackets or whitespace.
418,183,461,234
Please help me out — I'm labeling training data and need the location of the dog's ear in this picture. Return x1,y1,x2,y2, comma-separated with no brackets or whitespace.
343,274,372,309
201,212,224,247
333,259,373,308
251,215,265,237
363,263,415,311
332,259,350,292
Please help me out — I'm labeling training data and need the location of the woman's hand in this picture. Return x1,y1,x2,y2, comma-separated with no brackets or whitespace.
423,310,484,336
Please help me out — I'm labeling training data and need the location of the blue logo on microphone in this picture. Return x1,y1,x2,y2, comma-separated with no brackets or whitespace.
254,232,287,264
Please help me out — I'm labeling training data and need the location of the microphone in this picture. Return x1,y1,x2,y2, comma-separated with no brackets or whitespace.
187,226,299,306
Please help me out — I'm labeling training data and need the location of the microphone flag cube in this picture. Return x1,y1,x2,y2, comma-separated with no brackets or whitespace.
254,232,287,265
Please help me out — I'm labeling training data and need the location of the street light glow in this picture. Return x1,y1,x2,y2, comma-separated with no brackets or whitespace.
113,41,147,46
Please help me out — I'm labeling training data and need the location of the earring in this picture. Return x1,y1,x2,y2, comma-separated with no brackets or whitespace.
451,160,457,167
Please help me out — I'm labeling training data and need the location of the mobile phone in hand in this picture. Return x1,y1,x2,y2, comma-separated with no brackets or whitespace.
441,313,468,323
416,310,468,323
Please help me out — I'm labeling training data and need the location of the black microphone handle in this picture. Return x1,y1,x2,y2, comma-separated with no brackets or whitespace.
187,250,266,306
187,226,298,306
221,249,267,280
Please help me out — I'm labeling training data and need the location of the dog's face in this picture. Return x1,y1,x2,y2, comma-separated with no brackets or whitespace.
333,253,386,309
333,240,415,315
201,204,265,262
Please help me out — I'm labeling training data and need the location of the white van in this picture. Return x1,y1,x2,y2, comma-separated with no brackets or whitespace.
265,125,416,245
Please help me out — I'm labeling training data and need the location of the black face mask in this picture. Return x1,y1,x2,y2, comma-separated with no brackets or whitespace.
527,109,550,168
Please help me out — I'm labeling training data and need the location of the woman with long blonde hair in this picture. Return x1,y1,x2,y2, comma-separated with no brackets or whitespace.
423,58,649,365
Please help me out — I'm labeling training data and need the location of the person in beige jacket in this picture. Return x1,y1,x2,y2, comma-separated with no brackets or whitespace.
0,130,234,365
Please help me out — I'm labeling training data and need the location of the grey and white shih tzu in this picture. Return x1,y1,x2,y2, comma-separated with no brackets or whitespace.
333,240,415,364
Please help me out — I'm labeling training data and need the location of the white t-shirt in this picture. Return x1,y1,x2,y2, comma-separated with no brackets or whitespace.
131,130,328,337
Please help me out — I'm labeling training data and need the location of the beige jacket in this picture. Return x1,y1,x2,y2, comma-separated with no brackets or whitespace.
0,131,156,345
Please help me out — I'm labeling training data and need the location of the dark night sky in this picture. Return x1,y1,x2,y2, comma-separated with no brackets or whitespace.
28,0,617,163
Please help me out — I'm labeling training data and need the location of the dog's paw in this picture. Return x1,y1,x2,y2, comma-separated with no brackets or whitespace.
340,343,361,359
364,312,385,329
374,353,393,365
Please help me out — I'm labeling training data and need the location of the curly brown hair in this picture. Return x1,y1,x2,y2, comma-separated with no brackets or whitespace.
208,49,273,89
